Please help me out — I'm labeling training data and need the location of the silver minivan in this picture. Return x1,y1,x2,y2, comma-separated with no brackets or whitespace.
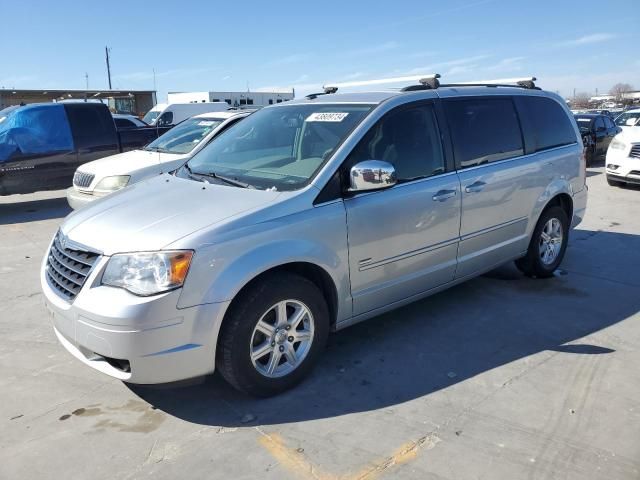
41,77,588,396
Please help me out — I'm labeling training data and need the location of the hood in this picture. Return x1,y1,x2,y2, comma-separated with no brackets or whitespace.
615,127,640,144
78,149,187,181
61,174,282,255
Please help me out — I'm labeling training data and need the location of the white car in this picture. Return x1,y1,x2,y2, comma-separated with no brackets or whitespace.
605,128,640,187
614,108,640,130
66,111,250,209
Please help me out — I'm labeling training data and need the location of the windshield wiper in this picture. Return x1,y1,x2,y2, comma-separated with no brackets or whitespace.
145,146,171,153
183,164,253,189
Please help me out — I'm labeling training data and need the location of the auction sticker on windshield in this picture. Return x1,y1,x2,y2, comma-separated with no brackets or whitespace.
306,112,349,122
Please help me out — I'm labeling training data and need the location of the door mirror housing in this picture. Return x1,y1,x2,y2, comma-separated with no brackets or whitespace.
349,160,397,192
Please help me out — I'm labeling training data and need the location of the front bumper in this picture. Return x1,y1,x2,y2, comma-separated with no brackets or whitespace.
41,253,230,384
605,149,640,185
66,187,97,210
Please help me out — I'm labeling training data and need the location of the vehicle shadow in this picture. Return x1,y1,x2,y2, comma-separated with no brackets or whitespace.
129,229,640,427
0,194,71,225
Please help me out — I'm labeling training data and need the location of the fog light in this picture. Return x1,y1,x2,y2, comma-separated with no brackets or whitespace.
607,164,619,170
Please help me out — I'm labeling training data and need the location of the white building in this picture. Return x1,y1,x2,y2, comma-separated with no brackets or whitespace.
167,90,294,107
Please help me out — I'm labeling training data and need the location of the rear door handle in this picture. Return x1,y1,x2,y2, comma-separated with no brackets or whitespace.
432,189,457,202
464,181,486,193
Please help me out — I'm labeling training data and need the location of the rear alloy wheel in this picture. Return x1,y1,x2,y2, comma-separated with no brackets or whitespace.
217,273,329,397
515,206,569,278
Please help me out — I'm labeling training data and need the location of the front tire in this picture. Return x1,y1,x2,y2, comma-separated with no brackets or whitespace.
216,272,329,397
515,206,569,278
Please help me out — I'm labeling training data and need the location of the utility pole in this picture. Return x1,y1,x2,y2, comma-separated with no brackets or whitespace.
84,72,89,102
105,46,112,90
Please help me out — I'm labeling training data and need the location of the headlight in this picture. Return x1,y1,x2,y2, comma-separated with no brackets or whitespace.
94,175,130,193
102,251,193,296
609,138,627,151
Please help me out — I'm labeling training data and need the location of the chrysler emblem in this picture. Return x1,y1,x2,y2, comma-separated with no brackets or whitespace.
58,234,67,250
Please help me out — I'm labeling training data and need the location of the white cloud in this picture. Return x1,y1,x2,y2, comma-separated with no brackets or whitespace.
266,54,310,66
342,41,399,57
486,56,525,70
559,33,617,47
405,54,491,76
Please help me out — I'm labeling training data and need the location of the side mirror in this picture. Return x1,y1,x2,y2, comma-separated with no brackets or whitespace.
349,160,397,192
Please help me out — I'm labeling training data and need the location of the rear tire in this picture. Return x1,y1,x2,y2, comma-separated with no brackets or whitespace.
216,272,329,397
606,176,624,187
515,206,569,278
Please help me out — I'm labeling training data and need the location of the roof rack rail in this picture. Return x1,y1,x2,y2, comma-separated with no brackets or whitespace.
400,74,441,91
305,85,338,100
441,76,538,89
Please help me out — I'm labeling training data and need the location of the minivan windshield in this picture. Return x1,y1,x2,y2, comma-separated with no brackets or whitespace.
142,110,161,124
144,117,225,154
182,104,373,191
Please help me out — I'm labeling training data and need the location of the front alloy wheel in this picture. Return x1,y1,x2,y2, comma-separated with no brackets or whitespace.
217,272,329,397
250,300,315,378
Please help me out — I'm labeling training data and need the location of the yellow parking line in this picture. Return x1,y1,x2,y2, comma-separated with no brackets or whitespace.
256,429,441,480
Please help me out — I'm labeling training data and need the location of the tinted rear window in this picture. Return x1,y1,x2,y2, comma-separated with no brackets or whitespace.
65,105,117,148
445,97,524,169
518,96,577,152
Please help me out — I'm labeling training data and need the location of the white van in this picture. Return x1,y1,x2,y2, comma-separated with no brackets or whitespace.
142,102,229,126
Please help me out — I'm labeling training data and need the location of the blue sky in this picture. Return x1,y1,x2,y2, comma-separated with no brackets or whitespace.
1,0,638,102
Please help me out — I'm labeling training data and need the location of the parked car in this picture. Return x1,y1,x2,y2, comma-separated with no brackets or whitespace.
0,103,171,195
614,108,640,129
142,102,230,127
586,109,615,118
574,113,621,165
112,114,148,129
66,111,250,209
605,129,640,187
41,80,587,396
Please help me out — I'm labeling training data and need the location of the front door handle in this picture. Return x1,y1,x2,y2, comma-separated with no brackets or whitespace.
465,180,486,193
432,189,457,202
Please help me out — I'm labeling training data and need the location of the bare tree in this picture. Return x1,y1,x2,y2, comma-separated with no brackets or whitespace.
609,83,634,102
571,92,591,108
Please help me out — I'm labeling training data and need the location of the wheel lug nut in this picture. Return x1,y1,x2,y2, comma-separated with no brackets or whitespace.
271,342,275,347
279,346,284,352
285,325,291,330
288,336,294,342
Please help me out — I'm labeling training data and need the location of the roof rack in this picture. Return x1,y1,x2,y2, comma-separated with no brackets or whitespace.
305,86,339,100
441,76,538,90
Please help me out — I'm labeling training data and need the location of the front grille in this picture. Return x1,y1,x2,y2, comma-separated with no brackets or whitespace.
45,232,100,301
629,170,640,176
630,144,640,159
73,171,95,189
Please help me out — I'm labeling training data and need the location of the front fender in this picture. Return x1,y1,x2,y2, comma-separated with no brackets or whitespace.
176,202,351,321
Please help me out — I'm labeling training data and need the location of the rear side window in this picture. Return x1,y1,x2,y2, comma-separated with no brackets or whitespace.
595,117,605,130
516,96,577,152
445,97,523,169
65,105,117,148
